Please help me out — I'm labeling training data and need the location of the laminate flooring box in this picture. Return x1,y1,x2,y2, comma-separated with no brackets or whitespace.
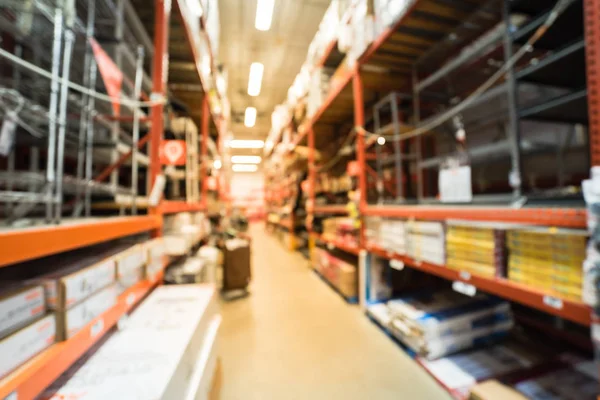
0,283,46,339
40,284,219,400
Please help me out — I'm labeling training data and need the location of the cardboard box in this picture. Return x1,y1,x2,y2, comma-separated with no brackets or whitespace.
41,285,219,400
57,284,118,340
0,314,56,379
34,250,118,310
469,380,527,400
115,245,146,280
146,238,166,280
0,284,45,339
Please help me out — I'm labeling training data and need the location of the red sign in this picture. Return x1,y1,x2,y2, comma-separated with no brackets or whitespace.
347,161,360,176
89,38,123,116
159,140,187,165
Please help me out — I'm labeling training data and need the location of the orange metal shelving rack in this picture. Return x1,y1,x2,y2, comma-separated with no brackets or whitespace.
0,0,224,398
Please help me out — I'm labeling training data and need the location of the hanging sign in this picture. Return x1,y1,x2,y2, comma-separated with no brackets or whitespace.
90,38,123,115
159,140,187,165
439,164,472,203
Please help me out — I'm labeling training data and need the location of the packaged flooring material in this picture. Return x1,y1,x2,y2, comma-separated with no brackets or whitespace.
379,219,407,254
0,283,45,339
115,244,146,290
512,361,598,399
145,238,166,280
41,285,219,400
422,341,546,395
0,313,56,379
57,284,118,340
406,221,445,265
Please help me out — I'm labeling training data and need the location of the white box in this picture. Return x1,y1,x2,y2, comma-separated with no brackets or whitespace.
41,285,219,400
145,238,166,280
115,245,146,280
0,284,45,339
0,314,56,379
57,284,118,340
164,234,194,256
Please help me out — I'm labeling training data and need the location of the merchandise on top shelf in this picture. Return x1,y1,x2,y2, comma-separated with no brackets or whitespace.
386,291,513,359
446,222,507,278
406,221,446,266
507,229,587,302
313,247,358,300
0,314,56,379
40,285,219,400
0,284,45,339
307,67,334,118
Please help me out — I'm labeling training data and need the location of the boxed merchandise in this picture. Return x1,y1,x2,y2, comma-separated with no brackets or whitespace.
145,238,166,280
164,234,195,256
379,219,407,254
41,285,219,400
446,221,507,278
406,221,445,265
313,248,358,299
56,284,118,340
31,246,121,310
0,314,56,379
0,283,45,339
115,244,146,290
197,245,222,284
165,257,207,284
387,291,513,359
469,380,527,400
507,229,587,302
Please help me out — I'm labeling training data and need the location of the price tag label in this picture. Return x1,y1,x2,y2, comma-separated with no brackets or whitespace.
453,281,477,297
117,314,129,331
459,271,471,281
543,295,563,310
390,259,404,271
126,293,136,306
90,319,104,338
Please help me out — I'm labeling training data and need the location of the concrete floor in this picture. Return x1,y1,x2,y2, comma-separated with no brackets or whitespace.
219,224,452,400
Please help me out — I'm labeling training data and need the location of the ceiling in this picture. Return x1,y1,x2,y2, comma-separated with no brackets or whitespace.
218,0,330,148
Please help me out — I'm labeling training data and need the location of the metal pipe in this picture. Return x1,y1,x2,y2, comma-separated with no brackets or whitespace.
85,63,98,217
131,45,145,215
413,67,423,202
373,103,383,204
45,7,64,223
110,0,126,191
54,27,75,222
391,95,403,201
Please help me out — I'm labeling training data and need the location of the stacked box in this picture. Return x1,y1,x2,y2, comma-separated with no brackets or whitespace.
163,212,207,256
507,229,586,302
379,219,407,254
386,291,513,359
322,217,358,247
306,67,333,117
364,217,381,247
407,221,445,265
145,238,166,280
313,248,358,299
0,284,46,339
446,223,506,278
114,244,146,292
0,314,56,379
40,285,220,400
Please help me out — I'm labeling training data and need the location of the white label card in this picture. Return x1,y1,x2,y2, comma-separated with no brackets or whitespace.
543,295,563,310
439,165,472,203
389,259,404,271
90,318,104,338
453,281,477,297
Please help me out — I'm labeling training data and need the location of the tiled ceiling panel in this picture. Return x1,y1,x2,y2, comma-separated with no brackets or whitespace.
219,0,329,141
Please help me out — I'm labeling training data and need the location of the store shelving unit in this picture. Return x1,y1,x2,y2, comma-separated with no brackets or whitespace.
0,0,227,398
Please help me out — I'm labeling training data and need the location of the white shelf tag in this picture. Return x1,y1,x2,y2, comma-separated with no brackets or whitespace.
126,293,136,306
390,259,404,271
453,281,477,297
459,271,471,281
543,295,563,310
90,318,104,338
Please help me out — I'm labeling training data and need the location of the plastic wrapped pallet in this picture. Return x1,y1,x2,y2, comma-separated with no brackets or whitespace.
446,222,507,278
507,229,586,302
0,314,56,379
0,283,45,339
40,285,219,400
387,291,513,359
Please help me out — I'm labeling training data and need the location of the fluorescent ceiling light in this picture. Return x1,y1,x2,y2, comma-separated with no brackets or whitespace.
255,0,274,31
244,107,257,128
247,62,264,97
232,155,262,164
213,159,222,169
186,0,203,17
233,164,258,172
228,139,264,149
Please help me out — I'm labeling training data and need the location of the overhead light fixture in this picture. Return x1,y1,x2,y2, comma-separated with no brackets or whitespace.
186,0,203,17
213,159,222,170
232,155,262,164
377,136,386,145
233,164,258,172
244,107,257,128
228,139,264,149
255,0,274,31
247,62,264,97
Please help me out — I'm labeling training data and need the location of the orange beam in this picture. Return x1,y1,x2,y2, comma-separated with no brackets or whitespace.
201,96,209,209
0,216,160,268
0,265,167,399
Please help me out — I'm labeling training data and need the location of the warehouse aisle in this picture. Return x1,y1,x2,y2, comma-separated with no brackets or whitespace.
219,224,451,400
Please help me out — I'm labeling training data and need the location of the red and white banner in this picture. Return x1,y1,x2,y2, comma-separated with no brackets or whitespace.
159,140,187,165
90,38,123,116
